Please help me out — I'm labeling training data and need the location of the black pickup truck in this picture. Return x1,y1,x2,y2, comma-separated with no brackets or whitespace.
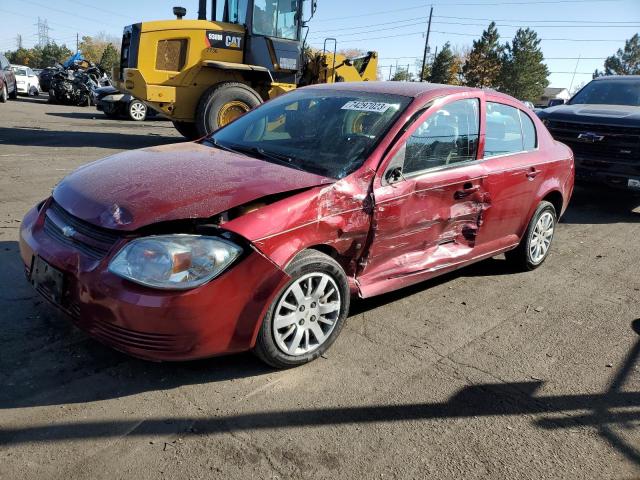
537,75,640,191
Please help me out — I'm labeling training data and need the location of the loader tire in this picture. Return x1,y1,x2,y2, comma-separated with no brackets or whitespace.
172,121,201,140
195,82,262,137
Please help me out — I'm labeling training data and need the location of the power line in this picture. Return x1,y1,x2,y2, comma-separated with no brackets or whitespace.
21,0,122,29
312,29,627,45
310,17,639,36
60,0,131,19
434,14,640,24
313,0,624,23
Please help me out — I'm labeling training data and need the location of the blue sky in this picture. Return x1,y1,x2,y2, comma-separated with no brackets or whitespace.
0,0,638,89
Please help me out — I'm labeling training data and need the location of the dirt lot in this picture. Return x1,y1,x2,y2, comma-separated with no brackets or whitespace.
0,96,639,480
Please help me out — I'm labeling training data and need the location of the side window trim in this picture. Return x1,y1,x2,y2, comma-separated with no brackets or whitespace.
484,101,539,159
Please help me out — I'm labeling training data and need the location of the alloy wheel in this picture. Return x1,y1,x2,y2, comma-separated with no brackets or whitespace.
529,211,555,264
273,272,341,356
129,102,146,121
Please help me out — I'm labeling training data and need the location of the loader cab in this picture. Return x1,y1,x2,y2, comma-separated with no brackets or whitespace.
213,0,305,83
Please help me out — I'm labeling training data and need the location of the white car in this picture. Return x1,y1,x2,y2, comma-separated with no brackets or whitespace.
11,65,40,96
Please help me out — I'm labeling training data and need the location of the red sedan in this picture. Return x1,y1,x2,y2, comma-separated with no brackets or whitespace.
20,82,574,368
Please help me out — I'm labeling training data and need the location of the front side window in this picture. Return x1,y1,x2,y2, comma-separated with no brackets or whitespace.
208,89,411,179
401,98,480,175
253,0,298,40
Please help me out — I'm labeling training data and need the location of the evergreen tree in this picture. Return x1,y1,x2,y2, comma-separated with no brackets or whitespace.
428,42,459,85
99,43,120,75
391,67,413,81
498,28,549,101
463,22,503,88
603,33,640,75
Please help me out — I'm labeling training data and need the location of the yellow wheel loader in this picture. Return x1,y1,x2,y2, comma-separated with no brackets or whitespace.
113,0,379,139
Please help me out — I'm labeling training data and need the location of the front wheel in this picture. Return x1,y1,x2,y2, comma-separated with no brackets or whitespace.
505,201,557,271
128,100,147,121
8,83,17,99
254,250,350,368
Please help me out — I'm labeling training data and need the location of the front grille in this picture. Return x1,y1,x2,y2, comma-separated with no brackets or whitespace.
44,200,122,260
547,120,640,163
89,318,193,354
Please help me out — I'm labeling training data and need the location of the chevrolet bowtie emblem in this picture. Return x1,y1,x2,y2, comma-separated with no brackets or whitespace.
61,225,77,238
577,132,605,143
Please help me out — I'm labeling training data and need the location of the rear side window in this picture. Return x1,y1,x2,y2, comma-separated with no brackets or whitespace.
485,102,537,157
402,98,480,174
520,110,537,150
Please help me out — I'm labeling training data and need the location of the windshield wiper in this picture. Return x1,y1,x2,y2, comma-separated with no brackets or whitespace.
226,144,310,172
206,137,237,153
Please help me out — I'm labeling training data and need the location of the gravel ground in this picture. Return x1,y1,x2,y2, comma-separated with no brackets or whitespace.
0,96,639,480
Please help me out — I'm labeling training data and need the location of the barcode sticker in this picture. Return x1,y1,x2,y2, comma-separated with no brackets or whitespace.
341,101,393,113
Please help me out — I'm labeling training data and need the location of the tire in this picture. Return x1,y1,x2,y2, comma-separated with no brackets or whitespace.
8,83,17,99
102,103,119,118
47,89,57,104
0,83,7,103
505,201,557,271
254,250,350,369
195,82,262,137
172,120,202,140
128,100,147,121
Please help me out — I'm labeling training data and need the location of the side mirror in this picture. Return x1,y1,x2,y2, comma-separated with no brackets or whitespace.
385,166,404,184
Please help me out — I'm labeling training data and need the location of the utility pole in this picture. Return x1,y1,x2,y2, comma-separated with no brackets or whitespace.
419,6,433,82
16,34,23,49
76,33,79,52
388,64,392,81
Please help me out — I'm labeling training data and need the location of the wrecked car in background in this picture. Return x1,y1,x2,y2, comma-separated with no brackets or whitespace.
93,85,156,121
538,75,640,191
20,82,574,368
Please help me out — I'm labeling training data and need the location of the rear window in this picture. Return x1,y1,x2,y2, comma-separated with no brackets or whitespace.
569,79,640,106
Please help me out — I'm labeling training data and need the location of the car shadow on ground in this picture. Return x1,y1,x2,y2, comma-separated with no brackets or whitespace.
0,127,181,150
45,112,169,122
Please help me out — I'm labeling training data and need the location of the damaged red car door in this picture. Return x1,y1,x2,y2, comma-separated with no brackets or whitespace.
358,94,489,297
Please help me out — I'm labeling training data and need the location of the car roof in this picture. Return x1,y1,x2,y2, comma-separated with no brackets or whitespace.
11,65,28,69
592,75,640,81
302,81,479,99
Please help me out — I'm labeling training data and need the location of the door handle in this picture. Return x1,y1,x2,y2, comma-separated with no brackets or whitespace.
454,183,480,199
526,168,542,180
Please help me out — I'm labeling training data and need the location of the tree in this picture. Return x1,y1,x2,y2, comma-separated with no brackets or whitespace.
498,28,549,102
391,67,413,82
4,42,71,68
463,22,503,88
39,42,72,67
99,43,119,74
602,33,640,75
428,42,460,84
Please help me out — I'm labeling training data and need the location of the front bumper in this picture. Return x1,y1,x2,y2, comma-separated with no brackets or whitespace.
574,156,640,191
19,201,289,361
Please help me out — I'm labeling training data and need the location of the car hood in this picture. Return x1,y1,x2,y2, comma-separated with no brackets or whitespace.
539,103,640,127
52,142,334,231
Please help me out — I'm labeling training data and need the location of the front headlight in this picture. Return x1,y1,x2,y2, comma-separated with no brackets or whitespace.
108,235,242,290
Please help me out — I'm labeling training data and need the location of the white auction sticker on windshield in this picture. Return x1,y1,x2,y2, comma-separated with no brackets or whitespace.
341,101,393,113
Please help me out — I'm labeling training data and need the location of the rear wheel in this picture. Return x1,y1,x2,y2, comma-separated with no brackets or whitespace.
128,100,147,121
254,250,350,368
172,121,201,140
195,82,262,137
505,201,557,271
0,83,7,103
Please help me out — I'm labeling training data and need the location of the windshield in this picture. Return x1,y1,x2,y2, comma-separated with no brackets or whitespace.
208,89,411,179
569,78,640,106
13,68,27,76
253,0,299,40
